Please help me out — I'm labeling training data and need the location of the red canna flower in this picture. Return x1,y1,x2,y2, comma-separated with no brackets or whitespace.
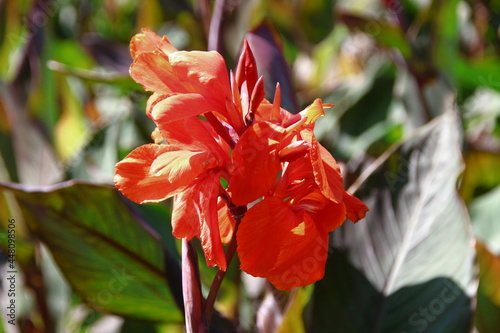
115,29,368,290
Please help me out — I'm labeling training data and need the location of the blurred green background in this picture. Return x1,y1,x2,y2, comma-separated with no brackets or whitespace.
1,0,500,332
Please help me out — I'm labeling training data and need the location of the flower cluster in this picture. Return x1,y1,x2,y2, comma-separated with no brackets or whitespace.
115,29,368,290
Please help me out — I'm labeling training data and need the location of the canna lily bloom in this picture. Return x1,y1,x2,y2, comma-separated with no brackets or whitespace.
115,29,368,290
236,95,368,289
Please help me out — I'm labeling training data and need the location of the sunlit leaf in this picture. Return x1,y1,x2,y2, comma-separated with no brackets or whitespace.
459,150,500,204
313,111,476,331
278,285,313,333
54,75,89,162
469,186,500,254
0,181,183,323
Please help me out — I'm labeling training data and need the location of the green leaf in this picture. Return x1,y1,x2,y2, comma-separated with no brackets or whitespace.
314,111,476,331
430,0,460,82
459,150,500,205
0,181,183,323
278,285,313,333
311,251,471,333
469,186,500,253
456,58,500,94
338,12,411,59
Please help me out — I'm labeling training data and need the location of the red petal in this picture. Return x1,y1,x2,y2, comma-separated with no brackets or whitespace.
238,199,330,290
151,93,222,128
153,114,228,162
217,199,235,244
130,49,232,105
172,173,227,270
130,29,178,59
249,76,265,114
114,144,215,203
237,197,302,276
169,50,232,108
303,131,344,203
314,200,347,232
235,40,258,95
255,98,293,125
130,51,185,94
230,122,284,205
172,193,200,240
265,212,329,290
343,191,369,222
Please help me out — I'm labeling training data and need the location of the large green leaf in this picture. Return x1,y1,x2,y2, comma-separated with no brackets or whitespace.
0,181,183,323
313,111,476,331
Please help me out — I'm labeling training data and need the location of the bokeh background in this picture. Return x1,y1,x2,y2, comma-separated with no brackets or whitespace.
1,0,500,332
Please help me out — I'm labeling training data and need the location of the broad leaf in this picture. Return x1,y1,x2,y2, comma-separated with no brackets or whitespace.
0,181,183,323
313,111,476,331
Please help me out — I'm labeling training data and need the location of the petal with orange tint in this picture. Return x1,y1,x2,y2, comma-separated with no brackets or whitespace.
265,212,329,290
169,51,232,105
130,51,187,94
255,98,293,125
114,144,215,203
314,200,347,232
299,98,325,125
237,197,302,277
303,131,344,203
217,199,235,244
145,93,168,119
151,93,222,126
230,122,284,205
235,40,258,95
172,192,200,240
173,172,227,270
154,115,228,162
343,191,369,222
130,28,178,59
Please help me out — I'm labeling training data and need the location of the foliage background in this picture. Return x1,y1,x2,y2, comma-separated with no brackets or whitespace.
0,0,499,332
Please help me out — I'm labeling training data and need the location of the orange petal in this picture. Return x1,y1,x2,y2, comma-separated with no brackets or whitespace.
172,173,227,270
169,50,232,107
265,212,329,290
314,200,347,232
230,122,284,205
303,131,344,203
235,39,258,95
172,192,200,240
217,199,235,244
145,93,168,119
151,93,222,126
343,191,369,222
130,51,185,94
299,98,325,125
237,197,302,276
153,114,228,162
238,200,330,290
130,28,178,59
114,144,215,203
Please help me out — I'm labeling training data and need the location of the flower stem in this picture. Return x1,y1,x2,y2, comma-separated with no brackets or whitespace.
204,214,241,328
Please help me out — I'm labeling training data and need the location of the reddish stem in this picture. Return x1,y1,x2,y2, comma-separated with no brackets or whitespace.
204,190,245,328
